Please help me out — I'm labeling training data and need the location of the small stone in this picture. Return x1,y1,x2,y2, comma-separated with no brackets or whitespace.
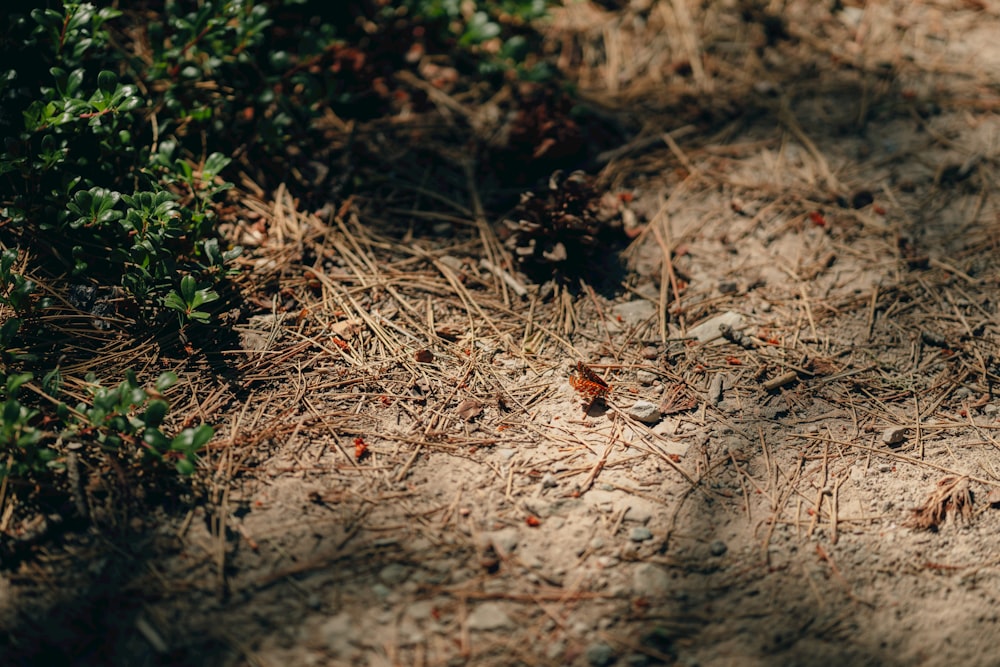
432,221,454,236
541,473,558,489
407,600,436,622
628,400,661,424
636,370,657,385
485,527,520,557
619,500,655,524
632,563,670,596
717,280,739,294
629,526,653,542
612,300,657,325
881,427,907,446
687,311,744,343
467,602,513,631
497,448,517,460
379,563,409,585
586,642,616,667
709,540,728,556
597,555,619,569
314,612,353,653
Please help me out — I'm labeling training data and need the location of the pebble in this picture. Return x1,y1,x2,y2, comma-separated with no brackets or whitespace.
612,300,657,325
586,641,616,667
371,583,392,601
632,563,671,596
379,563,409,585
687,311,743,343
709,540,728,556
484,527,520,557
466,602,513,631
597,555,618,569
881,426,907,446
619,499,654,524
717,280,739,294
314,612,353,653
629,526,653,542
541,473,558,489
636,370,657,385
406,600,436,622
628,400,661,424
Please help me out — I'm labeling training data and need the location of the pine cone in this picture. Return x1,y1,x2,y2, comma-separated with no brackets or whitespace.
501,170,640,283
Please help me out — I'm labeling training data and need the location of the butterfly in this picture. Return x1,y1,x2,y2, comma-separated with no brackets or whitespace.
569,361,612,407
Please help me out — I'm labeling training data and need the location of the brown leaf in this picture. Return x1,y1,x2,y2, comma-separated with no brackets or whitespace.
455,399,483,421
414,349,434,363
330,318,362,338
435,325,462,342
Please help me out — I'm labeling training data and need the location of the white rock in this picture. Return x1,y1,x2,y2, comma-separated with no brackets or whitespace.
881,426,907,446
686,311,744,343
485,527,519,557
467,602,513,631
632,563,671,596
628,400,661,424
612,300,657,325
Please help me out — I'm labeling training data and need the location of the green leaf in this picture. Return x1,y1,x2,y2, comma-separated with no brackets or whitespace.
202,152,231,178
5,372,33,397
155,371,178,392
144,399,168,427
171,423,213,453
179,274,196,303
97,70,117,95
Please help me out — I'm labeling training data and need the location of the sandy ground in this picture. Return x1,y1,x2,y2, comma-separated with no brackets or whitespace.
4,2,1000,666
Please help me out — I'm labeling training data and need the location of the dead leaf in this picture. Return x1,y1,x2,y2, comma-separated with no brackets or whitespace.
435,325,462,341
330,318,362,338
456,399,483,421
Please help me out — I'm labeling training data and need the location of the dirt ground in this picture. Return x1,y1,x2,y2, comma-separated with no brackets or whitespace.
5,1,1000,666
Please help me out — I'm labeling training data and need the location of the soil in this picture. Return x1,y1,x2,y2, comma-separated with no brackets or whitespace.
4,2,1000,666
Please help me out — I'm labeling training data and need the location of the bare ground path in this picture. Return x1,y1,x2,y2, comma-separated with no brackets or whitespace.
4,2,1000,666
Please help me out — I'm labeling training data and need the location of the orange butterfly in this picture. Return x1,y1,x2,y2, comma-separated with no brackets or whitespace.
569,361,612,407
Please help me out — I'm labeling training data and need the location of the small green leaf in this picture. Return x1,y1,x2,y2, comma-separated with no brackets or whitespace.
155,371,178,392
97,70,117,95
144,399,168,427
179,275,196,303
5,372,33,397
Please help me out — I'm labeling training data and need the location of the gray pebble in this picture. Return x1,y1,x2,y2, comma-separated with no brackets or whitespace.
629,526,653,542
379,563,409,585
586,641,616,667
709,540,728,556
881,426,907,446
628,400,661,424
632,563,670,596
466,602,513,631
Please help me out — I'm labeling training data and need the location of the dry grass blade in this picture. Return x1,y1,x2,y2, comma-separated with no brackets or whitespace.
907,475,974,531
